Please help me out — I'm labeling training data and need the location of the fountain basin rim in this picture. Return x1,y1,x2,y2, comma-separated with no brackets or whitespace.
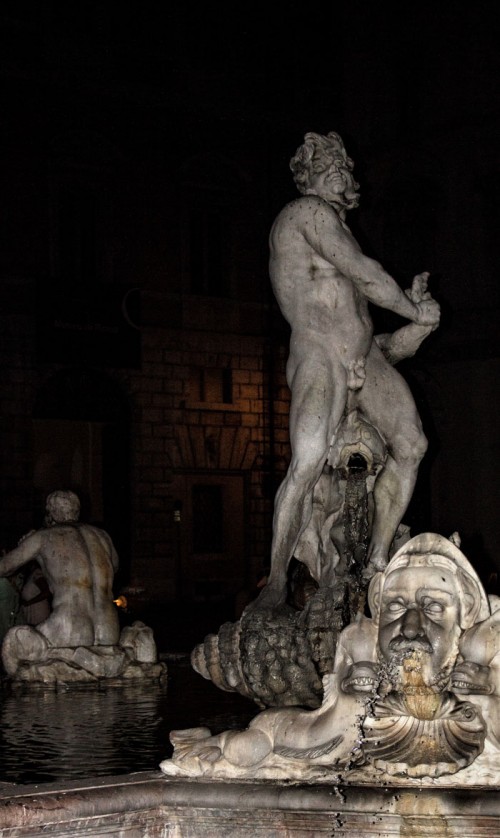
0,770,499,832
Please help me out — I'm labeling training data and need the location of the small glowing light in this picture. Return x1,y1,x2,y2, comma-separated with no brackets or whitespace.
113,595,128,609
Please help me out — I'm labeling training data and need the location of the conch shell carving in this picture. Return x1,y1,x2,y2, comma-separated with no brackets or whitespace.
191,585,348,708
362,692,486,778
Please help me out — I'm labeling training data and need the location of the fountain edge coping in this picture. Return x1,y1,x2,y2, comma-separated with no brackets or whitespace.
0,770,498,832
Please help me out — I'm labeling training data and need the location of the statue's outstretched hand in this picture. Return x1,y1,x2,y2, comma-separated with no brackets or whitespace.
405,271,431,303
405,272,440,329
413,298,440,327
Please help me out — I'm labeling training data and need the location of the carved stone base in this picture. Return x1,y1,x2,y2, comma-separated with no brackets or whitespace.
2,621,167,684
0,773,499,836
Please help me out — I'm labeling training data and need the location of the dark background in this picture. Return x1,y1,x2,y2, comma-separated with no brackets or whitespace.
1,3,499,633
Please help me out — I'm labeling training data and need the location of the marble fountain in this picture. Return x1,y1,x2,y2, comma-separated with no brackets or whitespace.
0,132,498,837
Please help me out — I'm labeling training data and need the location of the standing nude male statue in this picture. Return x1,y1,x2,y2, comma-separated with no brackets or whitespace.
255,131,440,608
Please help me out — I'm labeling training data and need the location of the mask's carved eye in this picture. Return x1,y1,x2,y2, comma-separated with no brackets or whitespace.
386,599,406,614
421,598,445,615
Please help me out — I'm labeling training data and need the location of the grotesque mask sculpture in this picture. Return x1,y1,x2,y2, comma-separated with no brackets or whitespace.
161,533,499,783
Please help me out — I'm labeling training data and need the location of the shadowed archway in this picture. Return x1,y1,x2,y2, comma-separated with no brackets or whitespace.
32,368,131,587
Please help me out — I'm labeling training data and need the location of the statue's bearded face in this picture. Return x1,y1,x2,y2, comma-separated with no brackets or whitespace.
309,149,360,210
377,566,462,687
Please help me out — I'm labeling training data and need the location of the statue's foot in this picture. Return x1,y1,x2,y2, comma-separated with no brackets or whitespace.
362,555,387,582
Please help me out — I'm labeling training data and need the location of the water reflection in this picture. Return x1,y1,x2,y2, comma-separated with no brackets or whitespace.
0,657,256,785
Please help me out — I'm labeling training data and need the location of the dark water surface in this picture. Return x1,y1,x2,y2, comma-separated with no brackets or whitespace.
0,656,257,785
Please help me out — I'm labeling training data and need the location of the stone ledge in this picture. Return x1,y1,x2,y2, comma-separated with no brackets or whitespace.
0,771,498,836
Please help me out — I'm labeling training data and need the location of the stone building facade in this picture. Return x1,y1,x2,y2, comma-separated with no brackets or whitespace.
0,98,292,610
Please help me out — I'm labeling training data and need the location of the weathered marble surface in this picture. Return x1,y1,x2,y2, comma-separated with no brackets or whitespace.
2,619,166,683
0,490,165,683
163,134,498,790
162,533,500,784
190,132,445,713
0,772,499,837
190,525,412,710
251,131,440,611
191,581,344,709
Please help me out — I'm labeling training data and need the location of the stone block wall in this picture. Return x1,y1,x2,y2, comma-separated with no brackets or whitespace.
0,278,291,605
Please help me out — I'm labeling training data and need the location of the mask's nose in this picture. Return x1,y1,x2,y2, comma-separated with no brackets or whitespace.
401,607,424,640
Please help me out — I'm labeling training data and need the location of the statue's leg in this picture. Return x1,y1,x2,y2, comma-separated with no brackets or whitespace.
251,359,346,609
357,345,428,578
294,467,343,585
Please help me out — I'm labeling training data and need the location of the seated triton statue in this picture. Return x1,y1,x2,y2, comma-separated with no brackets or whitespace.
0,490,165,684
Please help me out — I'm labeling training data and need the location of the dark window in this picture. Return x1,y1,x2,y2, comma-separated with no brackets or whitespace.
221,368,233,404
192,484,224,553
189,367,232,404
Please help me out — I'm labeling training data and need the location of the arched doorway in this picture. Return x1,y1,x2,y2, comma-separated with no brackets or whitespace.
32,368,131,587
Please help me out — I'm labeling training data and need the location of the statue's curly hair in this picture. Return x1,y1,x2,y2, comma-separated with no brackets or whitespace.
290,131,354,194
45,489,80,524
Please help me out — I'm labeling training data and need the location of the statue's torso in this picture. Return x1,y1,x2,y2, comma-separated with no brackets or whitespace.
269,197,374,366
